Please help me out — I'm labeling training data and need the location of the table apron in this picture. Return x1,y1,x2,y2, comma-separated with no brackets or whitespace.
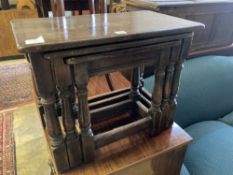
67,40,181,77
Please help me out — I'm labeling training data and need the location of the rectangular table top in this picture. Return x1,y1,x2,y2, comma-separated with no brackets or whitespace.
11,11,203,53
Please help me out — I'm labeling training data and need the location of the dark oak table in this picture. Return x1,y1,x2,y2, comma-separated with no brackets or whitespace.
11,11,203,173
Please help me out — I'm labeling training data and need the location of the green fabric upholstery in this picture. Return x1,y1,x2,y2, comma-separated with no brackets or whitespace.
180,164,190,175
218,111,233,126
184,121,233,175
145,56,233,175
144,56,233,128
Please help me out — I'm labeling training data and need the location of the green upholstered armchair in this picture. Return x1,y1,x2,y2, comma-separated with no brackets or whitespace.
144,55,233,175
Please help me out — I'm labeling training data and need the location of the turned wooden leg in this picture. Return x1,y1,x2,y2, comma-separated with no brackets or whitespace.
26,53,45,127
130,67,140,100
41,97,63,147
149,68,164,135
74,64,95,163
149,49,170,135
53,58,82,167
168,37,192,127
139,66,145,88
28,53,69,172
161,61,175,129
168,62,183,127
162,45,180,128
161,46,180,129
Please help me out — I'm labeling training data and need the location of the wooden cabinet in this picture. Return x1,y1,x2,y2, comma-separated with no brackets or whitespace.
126,0,233,52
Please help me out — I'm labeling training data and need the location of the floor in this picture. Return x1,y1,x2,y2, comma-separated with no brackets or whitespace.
13,104,51,175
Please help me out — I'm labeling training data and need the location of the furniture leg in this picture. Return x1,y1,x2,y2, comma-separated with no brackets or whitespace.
139,66,145,87
130,67,140,101
161,46,180,129
53,58,82,167
26,53,46,128
74,64,95,163
31,71,46,128
149,49,170,135
28,53,69,172
168,37,192,127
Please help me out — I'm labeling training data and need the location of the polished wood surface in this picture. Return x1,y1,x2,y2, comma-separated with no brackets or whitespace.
60,123,191,175
11,11,203,53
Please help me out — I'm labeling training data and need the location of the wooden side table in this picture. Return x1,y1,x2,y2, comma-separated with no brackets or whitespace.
11,11,203,173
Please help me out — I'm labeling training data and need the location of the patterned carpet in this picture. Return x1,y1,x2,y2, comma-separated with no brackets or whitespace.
0,111,15,175
0,60,33,110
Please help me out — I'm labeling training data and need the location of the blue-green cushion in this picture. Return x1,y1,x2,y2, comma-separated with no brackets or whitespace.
184,121,233,175
144,56,233,128
180,164,190,175
219,111,233,126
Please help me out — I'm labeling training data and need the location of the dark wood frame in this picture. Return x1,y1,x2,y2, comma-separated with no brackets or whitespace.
28,34,192,172
11,11,202,172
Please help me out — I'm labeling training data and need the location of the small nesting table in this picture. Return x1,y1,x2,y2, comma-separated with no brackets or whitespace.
11,11,203,173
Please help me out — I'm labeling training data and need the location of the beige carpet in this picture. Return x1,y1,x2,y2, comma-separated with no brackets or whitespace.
13,104,51,175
